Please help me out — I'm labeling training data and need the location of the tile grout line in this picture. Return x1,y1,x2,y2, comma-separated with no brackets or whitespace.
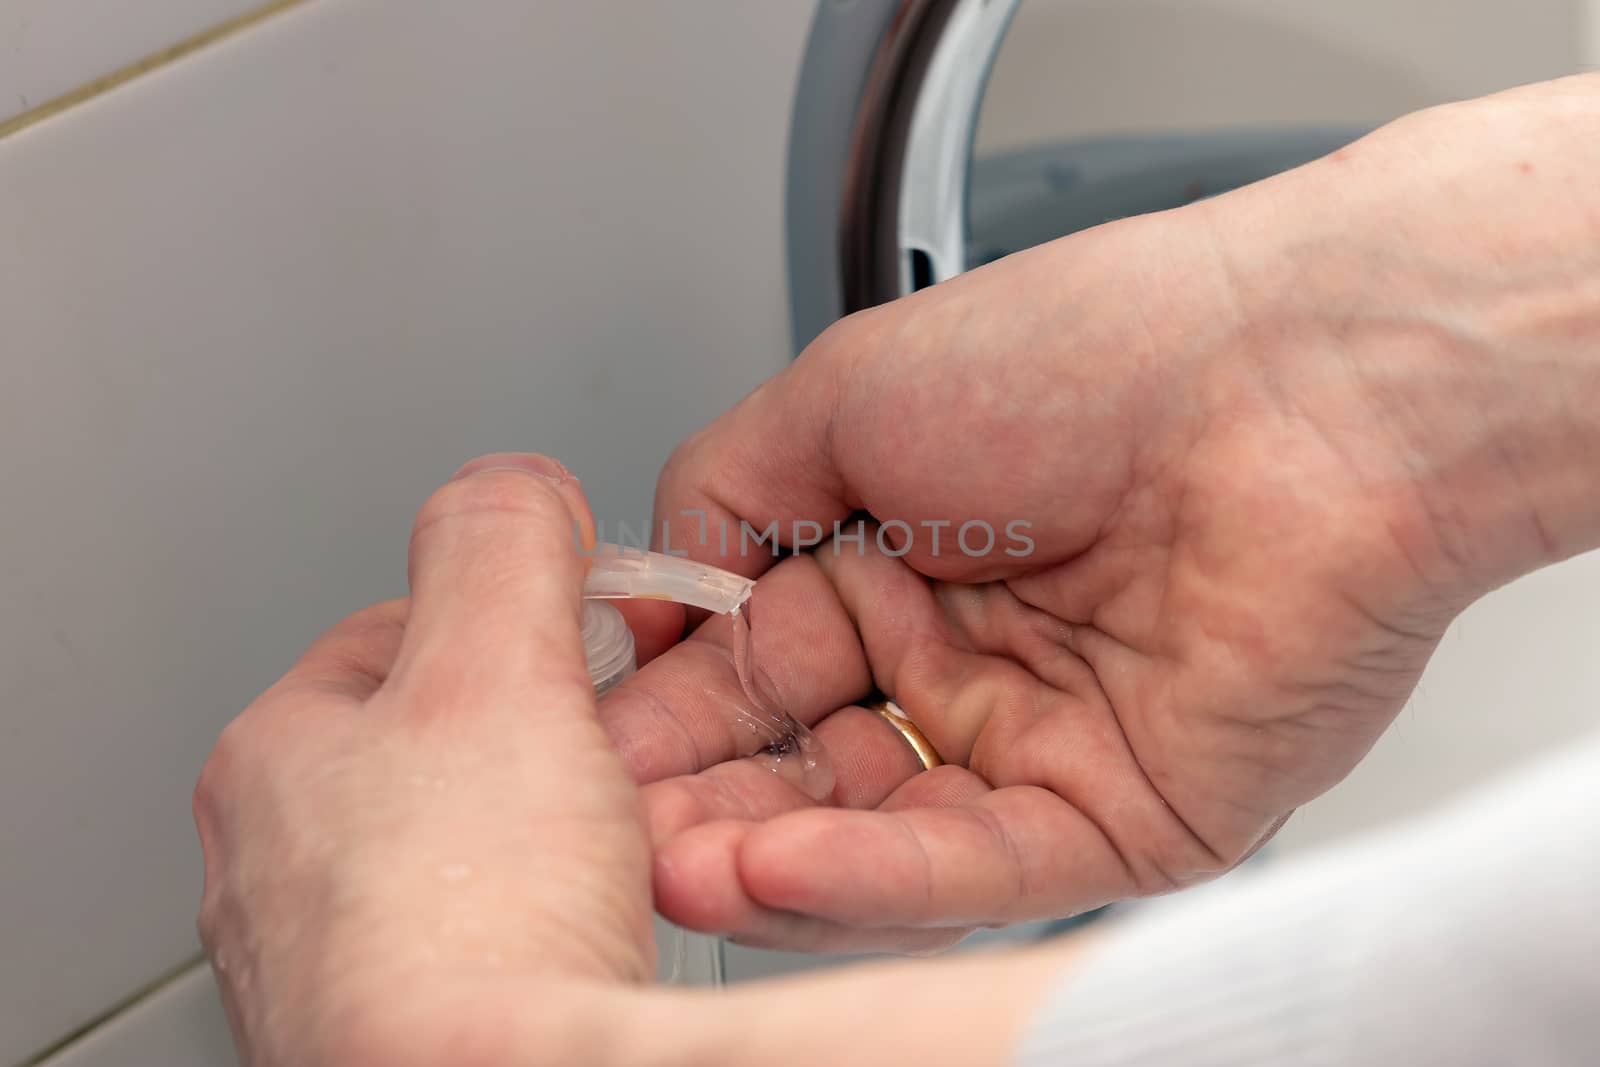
0,0,317,143
1586,0,1600,71
19,954,210,1067
5,0,306,1057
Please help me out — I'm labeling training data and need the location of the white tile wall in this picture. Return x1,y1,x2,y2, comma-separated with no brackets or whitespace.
1584,0,1600,68
0,1,811,1061
35,965,235,1067
0,0,265,124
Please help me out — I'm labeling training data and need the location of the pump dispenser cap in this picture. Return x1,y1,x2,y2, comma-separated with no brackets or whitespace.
581,543,753,616
581,599,636,696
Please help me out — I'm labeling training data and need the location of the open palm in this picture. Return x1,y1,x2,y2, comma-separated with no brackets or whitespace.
602,187,1473,953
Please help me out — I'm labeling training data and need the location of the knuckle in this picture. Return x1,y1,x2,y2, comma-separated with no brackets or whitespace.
657,431,710,504
193,725,247,953
192,711,267,825
808,306,881,379
809,307,870,356
191,725,237,823
413,469,569,540
332,597,409,639
194,898,220,950
1139,830,1237,894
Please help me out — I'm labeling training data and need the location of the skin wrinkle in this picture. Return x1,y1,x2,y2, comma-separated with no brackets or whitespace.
985,604,1232,884
289,600,411,699
892,810,941,922
608,684,706,778
1209,320,1454,628
965,801,1031,921
888,636,960,760
1196,205,1251,338
405,482,580,581
977,588,1091,699
1469,354,1564,566
1106,702,1235,881
958,660,1037,775
1140,470,1186,663
880,599,950,677
1354,323,1524,583
1329,582,1443,657
697,474,781,563
1007,704,1185,895
1021,619,1100,704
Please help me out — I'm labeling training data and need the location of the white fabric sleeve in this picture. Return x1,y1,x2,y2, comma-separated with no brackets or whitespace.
1014,731,1600,1067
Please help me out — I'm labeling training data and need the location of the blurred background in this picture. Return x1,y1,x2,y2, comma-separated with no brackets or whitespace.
2,2,1596,1063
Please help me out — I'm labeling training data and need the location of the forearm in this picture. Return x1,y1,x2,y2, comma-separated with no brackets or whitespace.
322,938,1088,1067
1211,73,1600,598
558,939,1086,1067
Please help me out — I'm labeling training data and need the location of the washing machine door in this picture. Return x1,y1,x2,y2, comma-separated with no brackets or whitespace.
787,0,1019,349
786,0,1365,350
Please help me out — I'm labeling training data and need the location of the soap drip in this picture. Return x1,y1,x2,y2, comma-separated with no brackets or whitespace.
727,597,835,801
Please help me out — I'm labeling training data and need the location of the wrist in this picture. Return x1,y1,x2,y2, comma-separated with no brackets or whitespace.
1201,81,1600,601
306,975,633,1067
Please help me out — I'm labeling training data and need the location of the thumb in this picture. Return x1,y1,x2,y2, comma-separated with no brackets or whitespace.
390,453,599,714
653,336,857,579
623,347,854,663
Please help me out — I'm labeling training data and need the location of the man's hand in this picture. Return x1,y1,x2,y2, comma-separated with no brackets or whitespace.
194,454,654,1066
191,452,1086,1067
605,76,1600,953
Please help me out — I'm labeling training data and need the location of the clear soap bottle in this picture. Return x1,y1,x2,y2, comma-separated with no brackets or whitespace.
581,597,725,987
579,544,835,988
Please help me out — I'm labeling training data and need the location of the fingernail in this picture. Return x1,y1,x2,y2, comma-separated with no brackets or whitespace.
451,453,572,483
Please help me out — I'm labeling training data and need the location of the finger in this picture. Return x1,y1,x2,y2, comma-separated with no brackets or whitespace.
598,553,872,782
390,453,596,712
932,581,1106,704
612,598,685,665
823,706,930,808
654,821,970,955
280,598,412,700
878,764,992,811
652,338,861,577
641,705,928,844
735,787,1139,929
815,530,1033,767
651,765,992,954
814,531,1202,907
644,765,815,847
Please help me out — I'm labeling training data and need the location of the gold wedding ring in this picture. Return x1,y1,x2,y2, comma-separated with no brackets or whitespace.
866,697,944,771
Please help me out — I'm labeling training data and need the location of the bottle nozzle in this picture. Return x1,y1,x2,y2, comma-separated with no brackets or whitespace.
581,543,753,615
